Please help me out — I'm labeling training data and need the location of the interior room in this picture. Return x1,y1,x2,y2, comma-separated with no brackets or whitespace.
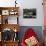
0,0,45,46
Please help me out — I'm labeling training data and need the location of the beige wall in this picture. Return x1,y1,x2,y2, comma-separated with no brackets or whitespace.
19,0,43,26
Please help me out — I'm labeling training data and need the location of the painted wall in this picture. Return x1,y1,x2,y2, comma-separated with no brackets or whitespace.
0,0,43,26
0,0,15,7
19,0,44,26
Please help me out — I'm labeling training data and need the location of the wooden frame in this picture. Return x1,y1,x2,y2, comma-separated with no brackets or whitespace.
2,10,9,15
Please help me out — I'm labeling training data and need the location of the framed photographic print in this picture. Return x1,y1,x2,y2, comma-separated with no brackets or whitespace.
23,8,36,18
10,11,15,15
9,10,18,15
2,10,9,15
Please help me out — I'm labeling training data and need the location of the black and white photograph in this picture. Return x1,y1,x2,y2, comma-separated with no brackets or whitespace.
23,9,36,18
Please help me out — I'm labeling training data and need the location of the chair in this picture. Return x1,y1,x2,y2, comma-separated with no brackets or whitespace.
21,28,41,46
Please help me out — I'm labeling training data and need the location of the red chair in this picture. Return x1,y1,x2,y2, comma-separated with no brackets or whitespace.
21,28,41,46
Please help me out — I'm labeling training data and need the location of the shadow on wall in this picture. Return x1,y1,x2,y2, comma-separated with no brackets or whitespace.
18,26,43,44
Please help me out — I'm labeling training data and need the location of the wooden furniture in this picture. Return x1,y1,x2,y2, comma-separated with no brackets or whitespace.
0,7,19,46
0,7,19,24
2,41,19,46
0,24,19,32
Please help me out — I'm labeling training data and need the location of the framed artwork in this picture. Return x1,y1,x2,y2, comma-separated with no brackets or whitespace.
23,8,36,18
2,10,9,15
9,10,18,15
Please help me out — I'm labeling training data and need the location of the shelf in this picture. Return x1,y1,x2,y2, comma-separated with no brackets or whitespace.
2,41,19,46
0,7,19,16
0,24,20,32
0,7,19,24
1,15,18,24
0,7,19,46
1,14,19,16
2,40,19,43
0,7,19,10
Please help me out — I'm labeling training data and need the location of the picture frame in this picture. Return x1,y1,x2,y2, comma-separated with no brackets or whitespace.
23,8,36,18
9,10,18,15
2,10,9,15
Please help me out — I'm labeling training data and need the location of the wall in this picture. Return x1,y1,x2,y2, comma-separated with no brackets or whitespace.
0,0,15,7
0,0,44,26
19,0,44,26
